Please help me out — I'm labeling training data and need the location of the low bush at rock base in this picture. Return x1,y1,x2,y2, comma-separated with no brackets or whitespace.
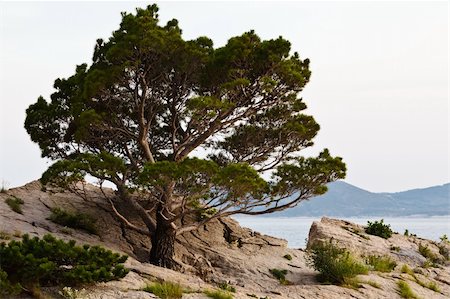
307,240,368,285
0,234,128,296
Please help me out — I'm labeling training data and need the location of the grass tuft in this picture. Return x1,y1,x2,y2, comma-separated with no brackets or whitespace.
366,255,397,272
401,264,414,275
204,289,233,299
426,281,440,293
413,276,440,293
143,281,184,299
5,196,24,214
218,282,236,293
48,207,97,234
397,281,419,299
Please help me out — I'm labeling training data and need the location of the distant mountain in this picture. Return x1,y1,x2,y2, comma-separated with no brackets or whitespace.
266,181,450,217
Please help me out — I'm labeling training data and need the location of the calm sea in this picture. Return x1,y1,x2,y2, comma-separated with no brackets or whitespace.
232,216,450,248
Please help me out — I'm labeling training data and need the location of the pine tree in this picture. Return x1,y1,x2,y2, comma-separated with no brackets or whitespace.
25,4,346,269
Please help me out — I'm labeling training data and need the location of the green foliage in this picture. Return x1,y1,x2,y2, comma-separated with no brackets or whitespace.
269,268,289,285
0,269,21,297
273,149,346,196
204,289,233,299
365,255,397,272
218,282,236,293
5,196,24,214
438,244,450,260
425,281,440,292
283,254,293,261
422,260,433,268
0,234,128,290
397,281,419,299
418,243,433,258
390,246,401,252
418,243,442,266
25,3,346,216
48,208,97,235
412,274,440,292
440,234,449,243
365,219,393,239
0,231,10,240
404,229,409,236
143,281,184,299
306,240,368,285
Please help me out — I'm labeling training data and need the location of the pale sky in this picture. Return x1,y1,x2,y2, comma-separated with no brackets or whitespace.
0,1,448,192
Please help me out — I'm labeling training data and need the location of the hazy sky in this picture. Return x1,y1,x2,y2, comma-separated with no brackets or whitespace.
0,1,448,192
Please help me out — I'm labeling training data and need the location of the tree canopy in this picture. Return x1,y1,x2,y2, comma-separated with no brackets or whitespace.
25,4,346,268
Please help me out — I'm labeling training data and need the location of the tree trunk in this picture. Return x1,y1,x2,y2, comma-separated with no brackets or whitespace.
149,212,179,269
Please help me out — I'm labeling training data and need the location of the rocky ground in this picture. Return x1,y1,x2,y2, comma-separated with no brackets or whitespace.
1,181,449,298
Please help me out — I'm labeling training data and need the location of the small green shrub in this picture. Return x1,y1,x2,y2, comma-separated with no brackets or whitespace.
404,229,409,236
143,281,183,299
390,246,401,252
365,219,393,239
418,243,442,265
439,234,449,243
204,289,233,299
219,282,236,293
269,268,289,285
438,244,450,260
306,240,368,285
0,234,128,291
48,208,97,234
397,281,419,299
283,254,293,261
5,196,24,214
366,255,397,272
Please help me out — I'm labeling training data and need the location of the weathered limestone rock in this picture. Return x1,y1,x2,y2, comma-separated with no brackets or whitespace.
1,182,449,298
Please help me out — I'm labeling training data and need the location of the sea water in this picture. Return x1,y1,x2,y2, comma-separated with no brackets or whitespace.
232,216,450,248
